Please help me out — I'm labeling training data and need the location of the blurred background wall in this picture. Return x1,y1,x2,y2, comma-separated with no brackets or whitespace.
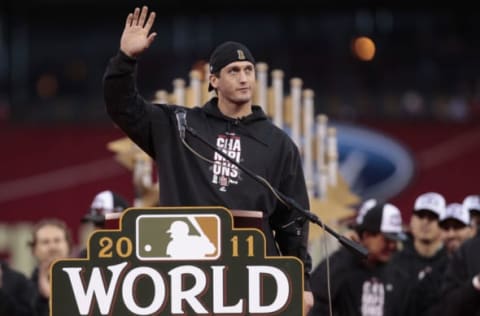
1,1,479,273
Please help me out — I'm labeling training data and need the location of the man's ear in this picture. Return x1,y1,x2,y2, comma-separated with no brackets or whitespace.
209,74,218,90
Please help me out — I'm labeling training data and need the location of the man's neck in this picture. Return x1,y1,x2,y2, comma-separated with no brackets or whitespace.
217,97,252,119
414,238,443,258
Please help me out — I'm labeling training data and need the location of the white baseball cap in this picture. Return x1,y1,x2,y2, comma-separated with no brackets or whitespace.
357,203,406,241
440,203,470,226
81,190,129,225
463,195,480,215
413,192,446,218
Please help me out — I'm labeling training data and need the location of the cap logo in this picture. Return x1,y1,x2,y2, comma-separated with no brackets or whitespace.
237,49,246,60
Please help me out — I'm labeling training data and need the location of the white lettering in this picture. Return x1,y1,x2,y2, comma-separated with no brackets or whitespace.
122,267,166,315
62,262,128,315
62,263,292,315
247,265,290,313
212,266,244,313
232,139,241,151
216,137,225,147
169,265,208,314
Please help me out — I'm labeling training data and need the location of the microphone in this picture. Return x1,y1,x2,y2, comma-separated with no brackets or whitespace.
175,109,187,139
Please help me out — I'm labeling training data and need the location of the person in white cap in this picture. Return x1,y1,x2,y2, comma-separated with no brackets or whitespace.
390,192,448,316
392,192,447,276
80,190,130,228
77,190,130,258
309,203,413,316
417,202,475,316
462,194,480,235
439,202,474,256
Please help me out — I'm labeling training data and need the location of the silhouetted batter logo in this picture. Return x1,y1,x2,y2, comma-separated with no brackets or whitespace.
136,214,221,260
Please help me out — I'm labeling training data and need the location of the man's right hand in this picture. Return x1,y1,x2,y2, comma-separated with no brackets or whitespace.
120,6,157,58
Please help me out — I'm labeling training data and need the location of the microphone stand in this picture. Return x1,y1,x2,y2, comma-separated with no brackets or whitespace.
184,125,368,258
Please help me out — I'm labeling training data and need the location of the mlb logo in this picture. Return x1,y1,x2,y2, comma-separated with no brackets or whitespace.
136,214,221,261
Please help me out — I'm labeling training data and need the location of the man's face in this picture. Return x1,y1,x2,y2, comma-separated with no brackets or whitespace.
33,225,70,263
470,212,480,228
210,61,255,105
440,219,473,254
409,210,442,243
362,232,399,263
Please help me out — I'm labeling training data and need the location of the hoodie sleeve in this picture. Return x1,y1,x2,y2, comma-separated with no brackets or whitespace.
103,50,169,159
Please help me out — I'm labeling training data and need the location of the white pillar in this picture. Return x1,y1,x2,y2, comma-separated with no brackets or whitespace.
302,89,315,196
255,62,268,112
290,78,302,149
272,69,284,128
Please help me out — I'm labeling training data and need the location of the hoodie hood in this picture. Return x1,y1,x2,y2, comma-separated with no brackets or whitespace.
202,97,267,123
202,98,272,146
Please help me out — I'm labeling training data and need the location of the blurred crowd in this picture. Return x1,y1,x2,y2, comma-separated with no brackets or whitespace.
0,189,130,316
309,192,480,316
2,189,480,315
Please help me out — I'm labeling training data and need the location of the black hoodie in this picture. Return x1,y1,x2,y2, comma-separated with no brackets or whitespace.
103,51,312,287
0,261,37,316
308,248,414,316
440,234,480,315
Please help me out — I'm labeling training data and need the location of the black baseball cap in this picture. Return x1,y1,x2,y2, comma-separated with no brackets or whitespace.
356,203,406,241
208,41,256,91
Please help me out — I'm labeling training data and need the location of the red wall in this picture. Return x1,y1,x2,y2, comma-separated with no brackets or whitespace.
1,120,479,238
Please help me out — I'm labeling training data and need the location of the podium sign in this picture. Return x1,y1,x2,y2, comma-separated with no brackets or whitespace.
51,207,304,315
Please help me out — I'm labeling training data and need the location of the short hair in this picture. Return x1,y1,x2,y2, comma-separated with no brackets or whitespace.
29,218,73,251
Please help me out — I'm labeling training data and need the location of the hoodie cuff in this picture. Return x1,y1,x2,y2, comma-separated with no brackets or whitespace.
110,50,137,73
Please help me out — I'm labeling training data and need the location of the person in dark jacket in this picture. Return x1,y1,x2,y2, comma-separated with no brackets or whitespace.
103,6,313,314
439,202,474,256
308,203,412,316
424,202,478,316
390,192,448,316
0,260,37,316
462,194,480,236
441,232,480,315
29,218,72,316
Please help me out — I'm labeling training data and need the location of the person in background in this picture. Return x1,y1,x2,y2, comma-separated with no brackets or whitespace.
462,194,480,235
390,192,448,316
0,260,36,316
103,6,313,313
439,202,474,256
419,202,476,315
29,218,72,316
441,226,480,315
77,190,130,258
391,192,447,280
309,203,412,316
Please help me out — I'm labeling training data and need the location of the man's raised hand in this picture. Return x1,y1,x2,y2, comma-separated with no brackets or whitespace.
120,6,157,58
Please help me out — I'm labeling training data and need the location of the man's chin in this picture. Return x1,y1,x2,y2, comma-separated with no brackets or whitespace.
233,96,251,105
